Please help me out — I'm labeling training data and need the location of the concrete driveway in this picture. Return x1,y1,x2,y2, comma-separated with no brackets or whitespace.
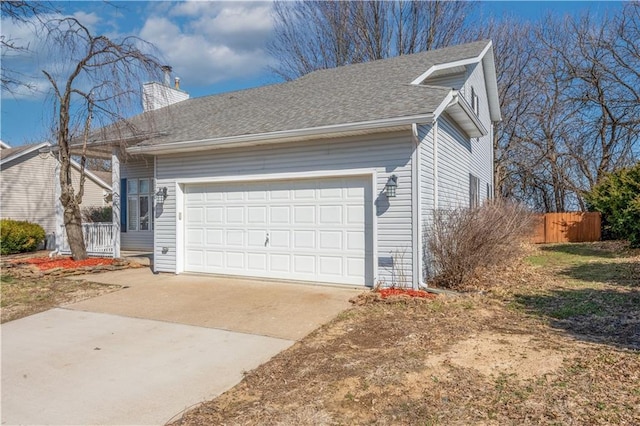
1,269,362,425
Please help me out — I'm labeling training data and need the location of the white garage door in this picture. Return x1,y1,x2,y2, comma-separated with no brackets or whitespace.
184,177,373,285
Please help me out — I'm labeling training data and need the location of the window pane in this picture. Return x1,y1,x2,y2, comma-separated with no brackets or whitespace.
140,179,150,194
128,197,138,231
140,195,150,231
128,180,138,195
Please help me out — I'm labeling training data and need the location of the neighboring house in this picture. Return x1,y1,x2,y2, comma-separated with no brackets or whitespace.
81,40,500,288
0,142,111,248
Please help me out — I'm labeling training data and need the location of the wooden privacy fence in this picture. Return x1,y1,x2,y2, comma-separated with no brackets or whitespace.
531,212,601,244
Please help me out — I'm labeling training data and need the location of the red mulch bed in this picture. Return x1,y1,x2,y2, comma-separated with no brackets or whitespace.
376,288,437,299
15,257,116,271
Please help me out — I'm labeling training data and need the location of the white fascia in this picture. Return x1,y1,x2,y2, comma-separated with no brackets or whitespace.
125,114,433,155
430,90,487,138
446,93,488,137
410,42,493,86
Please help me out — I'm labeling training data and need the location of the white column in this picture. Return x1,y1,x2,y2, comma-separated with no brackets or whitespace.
54,161,63,254
112,149,121,258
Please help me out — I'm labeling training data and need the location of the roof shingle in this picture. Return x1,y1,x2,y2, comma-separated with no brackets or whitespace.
92,40,491,147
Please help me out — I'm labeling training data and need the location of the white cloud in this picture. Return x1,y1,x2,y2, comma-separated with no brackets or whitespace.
138,1,275,87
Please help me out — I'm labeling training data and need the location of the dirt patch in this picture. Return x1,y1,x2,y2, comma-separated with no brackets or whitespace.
425,331,567,380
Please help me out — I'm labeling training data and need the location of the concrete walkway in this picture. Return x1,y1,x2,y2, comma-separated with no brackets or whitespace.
1,269,362,425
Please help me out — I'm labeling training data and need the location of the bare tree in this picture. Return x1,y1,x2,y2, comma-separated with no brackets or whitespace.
486,6,639,212
1,1,56,93
268,0,476,81
42,17,162,259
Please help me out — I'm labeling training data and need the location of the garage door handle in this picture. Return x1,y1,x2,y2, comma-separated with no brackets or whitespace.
265,233,269,247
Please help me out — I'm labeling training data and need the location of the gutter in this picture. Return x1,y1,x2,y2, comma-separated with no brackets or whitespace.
126,114,434,155
446,92,488,137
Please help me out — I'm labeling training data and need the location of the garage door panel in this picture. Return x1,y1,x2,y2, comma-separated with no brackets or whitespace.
186,207,204,223
293,206,315,224
319,205,342,224
270,254,290,272
269,230,290,248
205,251,224,268
294,255,315,274
226,252,245,269
184,177,372,285
185,250,204,269
346,231,365,250
293,230,315,249
347,205,364,223
247,230,267,247
319,257,342,275
226,230,244,247
319,231,342,250
247,253,267,271
270,206,290,223
247,206,267,224
206,207,223,224
226,191,244,201
226,207,244,224
346,258,365,277
206,229,223,245
205,191,223,201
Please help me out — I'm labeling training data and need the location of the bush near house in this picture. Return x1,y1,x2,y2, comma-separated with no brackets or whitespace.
82,206,112,223
586,162,640,248
0,219,46,255
425,200,535,290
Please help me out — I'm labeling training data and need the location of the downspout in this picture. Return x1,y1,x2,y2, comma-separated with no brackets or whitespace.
433,120,439,208
418,119,439,290
411,124,421,290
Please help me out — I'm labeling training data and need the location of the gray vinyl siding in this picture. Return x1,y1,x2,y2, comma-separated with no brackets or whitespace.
465,61,494,201
120,155,154,250
154,132,414,286
437,115,472,209
1,151,107,245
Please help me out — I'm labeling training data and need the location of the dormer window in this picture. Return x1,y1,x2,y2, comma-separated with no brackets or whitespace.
471,86,479,115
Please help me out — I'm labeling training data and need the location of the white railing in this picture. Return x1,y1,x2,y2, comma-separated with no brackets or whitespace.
59,223,115,257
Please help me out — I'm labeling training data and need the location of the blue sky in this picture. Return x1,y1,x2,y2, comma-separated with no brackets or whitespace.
0,1,623,147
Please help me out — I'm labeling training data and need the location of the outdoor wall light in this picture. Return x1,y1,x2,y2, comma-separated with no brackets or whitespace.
384,175,398,198
155,187,168,203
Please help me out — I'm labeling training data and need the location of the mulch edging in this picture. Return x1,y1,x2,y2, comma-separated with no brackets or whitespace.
2,255,144,279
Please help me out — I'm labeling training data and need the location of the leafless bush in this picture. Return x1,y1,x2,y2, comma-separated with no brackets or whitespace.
425,200,535,290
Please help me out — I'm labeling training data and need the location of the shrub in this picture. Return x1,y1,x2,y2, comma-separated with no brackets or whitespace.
424,200,535,290
585,163,640,248
82,206,112,223
0,219,46,255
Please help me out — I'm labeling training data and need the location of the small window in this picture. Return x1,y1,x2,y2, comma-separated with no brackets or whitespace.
469,174,481,208
471,86,479,115
127,178,153,231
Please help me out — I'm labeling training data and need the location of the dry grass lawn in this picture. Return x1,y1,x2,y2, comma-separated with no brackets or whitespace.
1,253,121,323
171,242,640,425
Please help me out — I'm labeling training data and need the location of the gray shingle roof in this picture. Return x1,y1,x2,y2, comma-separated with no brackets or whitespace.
93,40,491,147
0,142,47,161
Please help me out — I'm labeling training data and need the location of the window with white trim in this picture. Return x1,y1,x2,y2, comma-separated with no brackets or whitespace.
127,178,153,231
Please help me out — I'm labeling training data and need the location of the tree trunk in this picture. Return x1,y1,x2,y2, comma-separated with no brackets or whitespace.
62,192,87,260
